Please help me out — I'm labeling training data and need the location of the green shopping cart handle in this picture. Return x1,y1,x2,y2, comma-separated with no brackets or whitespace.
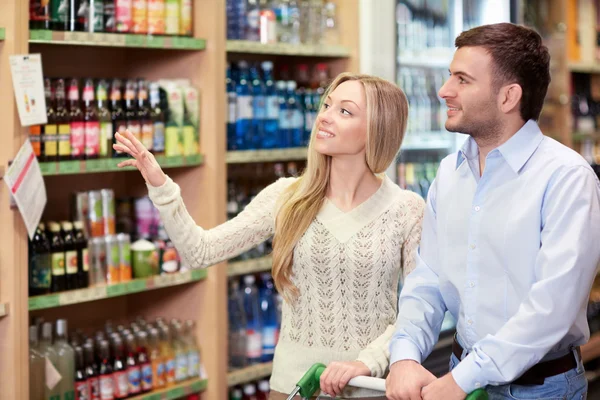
296,363,489,399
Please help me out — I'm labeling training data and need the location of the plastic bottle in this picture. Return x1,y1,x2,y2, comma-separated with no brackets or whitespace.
136,330,153,393
236,61,254,150
261,61,279,149
259,273,279,362
286,81,303,147
226,63,238,150
185,320,200,379
276,81,290,148
40,322,62,400
250,64,266,149
228,279,248,368
29,325,46,400
75,346,91,400
242,275,263,364
54,319,75,400
149,327,166,389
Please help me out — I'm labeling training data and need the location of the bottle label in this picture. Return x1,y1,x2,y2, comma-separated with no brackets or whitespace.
148,0,165,34
65,250,78,274
127,122,141,142
85,121,100,156
115,0,132,32
58,124,72,156
29,125,42,157
182,125,197,156
165,126,181,157
44,124,59,157
132,0,148,33
71,122,85,156
165,0,179,35
266,96,279,119
114,370,128,397
247,8,260,29
30,253,51,289
246,330,262,359
100,122,113,158
75,380,90,400
166,359,175,383
237,96,253,120
176,354,187,381
83,87,94,102
227,93,237,124
99,375,114,400
51,0,68,23
153,122,165,152
51,253,65,276
262,326,279,349
127,366,141,394
279,110,290,129
141,122,153,150
154,361,166,386
187,351,199,378
141,363,153,391
253,95,266,120
92,1,103,31
88,376,100,400
293,110,304,129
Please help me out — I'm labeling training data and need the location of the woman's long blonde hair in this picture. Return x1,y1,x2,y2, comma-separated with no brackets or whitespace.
272,73,409,301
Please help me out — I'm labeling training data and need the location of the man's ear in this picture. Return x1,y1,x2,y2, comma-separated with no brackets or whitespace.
499,84,523,114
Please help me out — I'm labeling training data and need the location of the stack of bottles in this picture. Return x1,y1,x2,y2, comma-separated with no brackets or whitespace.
227,161,302,262
396,0,453,53
29,190,183,296
30,77,199,162
229,379,270,400
226,0,339,46
29,0,194,36
29,317,201,400
227,61,328,151
228,273,282,369
396,154,445,199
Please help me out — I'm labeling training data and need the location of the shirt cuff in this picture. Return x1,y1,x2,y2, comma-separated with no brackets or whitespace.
389,338,423,366
450,353,486,394
146,176,177,205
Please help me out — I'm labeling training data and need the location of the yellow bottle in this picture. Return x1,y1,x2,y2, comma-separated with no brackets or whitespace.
158,324,175,386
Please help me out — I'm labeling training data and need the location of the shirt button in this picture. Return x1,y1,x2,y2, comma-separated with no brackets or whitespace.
474,206,481,212
469,282,475,288
475,382,481,388
470,244,476,250
468,319,473,325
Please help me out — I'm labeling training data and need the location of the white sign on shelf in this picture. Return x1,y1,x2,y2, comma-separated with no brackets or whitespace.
3,140,47,239
9,54,47,127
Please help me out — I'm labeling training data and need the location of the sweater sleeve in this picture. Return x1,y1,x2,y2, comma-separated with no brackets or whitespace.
147,176,296,268
401,193,426,278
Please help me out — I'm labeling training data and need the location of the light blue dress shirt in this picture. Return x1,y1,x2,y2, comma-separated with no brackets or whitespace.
390,120,600,393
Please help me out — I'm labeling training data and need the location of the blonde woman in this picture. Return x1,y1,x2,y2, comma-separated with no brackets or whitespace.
114,73,425,399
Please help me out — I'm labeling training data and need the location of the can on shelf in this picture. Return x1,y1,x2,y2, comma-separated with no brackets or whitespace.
72,191,90,236
89,237,107,286
117,233,132,282
88,190,105,238
102,189,116,235
105,235,120,285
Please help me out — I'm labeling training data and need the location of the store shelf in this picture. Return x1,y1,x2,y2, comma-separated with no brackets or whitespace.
228,256,272,277
227,362,273,387
39,154,203,176
0,28,5,41
29,30,206,50
226,148,307,164
569,61,600,74
582,331,600,363
28,269,207,311
226,40,350,57
129,378,208,399
401,132,455,150
398,49,454,69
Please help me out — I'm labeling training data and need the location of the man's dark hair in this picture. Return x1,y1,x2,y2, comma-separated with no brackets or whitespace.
455,23,551,122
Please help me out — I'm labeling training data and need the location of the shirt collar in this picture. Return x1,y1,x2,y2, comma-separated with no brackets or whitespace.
455,120,544,173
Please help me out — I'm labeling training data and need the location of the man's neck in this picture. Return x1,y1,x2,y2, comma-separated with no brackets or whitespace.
476,119,527,176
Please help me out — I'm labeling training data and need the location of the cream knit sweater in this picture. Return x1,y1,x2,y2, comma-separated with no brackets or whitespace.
147,175,425,398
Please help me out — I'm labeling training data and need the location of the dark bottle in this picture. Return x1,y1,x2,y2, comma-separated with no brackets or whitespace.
84,342,100,400
125,334,141,395
98,340,114,400
75,346,90,400
110,79,127,158
69,0,85,31
61,221,79,291
124,79,141,143
103,0,116,32
29,223,52,296
51,0,70,31
112,337,128,399
30,0,51,30
136,330,153,393
68,78,85,160
137,79,153,151
73,221,89,289
47,222,66,293
55,78,73,161
83,78,100,160
149,83,165,155
43,78,58,162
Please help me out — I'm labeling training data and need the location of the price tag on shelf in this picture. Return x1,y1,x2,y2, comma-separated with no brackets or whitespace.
58,161,81,174
38,162,56,175
85,159,107,172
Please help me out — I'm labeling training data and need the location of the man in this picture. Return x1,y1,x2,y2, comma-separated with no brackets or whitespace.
387,23,600,400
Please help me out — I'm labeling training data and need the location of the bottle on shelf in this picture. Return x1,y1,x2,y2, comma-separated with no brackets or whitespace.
149,82,166,156
75,345,91,400
262,61,279,150
185,320,200,379
68,78,85,160
236,61,254,151
83,78,100,160
148,0,166,35
61,221,79,291
126,333,142,396
242,274,263,365
54,319,75,400
250,63,266,150
149,327,166,389
138,78,154,152
259,273,279,362
43,78,58,162
98,339,115,399
47,222,67,293
55,78,73,162
112,335,129,399
110,79,127,158
227,63,238,151
51,0,70,31
96,79,114,159
228,278,248,369
125,79,142,143
83,341,100,400
136,330,153,393
29,223,52,296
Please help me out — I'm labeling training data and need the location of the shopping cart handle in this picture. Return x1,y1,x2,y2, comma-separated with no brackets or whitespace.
294,363,488,399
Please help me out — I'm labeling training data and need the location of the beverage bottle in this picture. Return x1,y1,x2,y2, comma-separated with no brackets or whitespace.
226,63,237,150
29,325,46,400
136,330,153,393
111,336,128,399
75,345,91,400
276,80,290,148
61,221,80,290
242,383,259,400
29,223,52,296
242,275,263,364
54,319,76,400
68,78,85,160
68,0,86,31
257,380,270,400
125,79,141,142
110,79,127,158
115,0,132,32
40,322,62,400
43,78,59,162
158,324,175,386
230,388,243,400
83,342,100,400
89,0,104,32
48,222,67,293
179,0,192,36
149,83,165,156
83,78,100,160
164,0,179,35
259,273,279,362
125,334,142,395
137,79,153,151
98,339,115,400
245,0,260,41
132,0,148,33
286,81,303,147
250,64,266,149
170,320,187,382
30,0,51,30
184,320,200,379
149,327,166,389
261,61,279,149
104,0,116,32
51,0,70,30
236,61,254,150
147,0,165,35
55,78,73,161
228,279,248,368
74,221,89,289
259,0,276,44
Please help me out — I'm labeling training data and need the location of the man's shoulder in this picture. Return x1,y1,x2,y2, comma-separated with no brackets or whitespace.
537,135,592,170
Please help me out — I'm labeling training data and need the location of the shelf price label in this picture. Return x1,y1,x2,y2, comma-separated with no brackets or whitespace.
167,387,186,399
58,161,81,174
39,162,56,175
29,294,60,310
85,159,107,172
106,283,127,297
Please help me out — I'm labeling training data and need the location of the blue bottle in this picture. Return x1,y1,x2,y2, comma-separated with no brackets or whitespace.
226,63,238,150
236,61,253,150
259,273,280,362
242,275,263,365
303,89,316,146
228,279,248,368
287,81,303,147
249,64,266,150
261,61,279,149
276,81,290,148
226,0,246,40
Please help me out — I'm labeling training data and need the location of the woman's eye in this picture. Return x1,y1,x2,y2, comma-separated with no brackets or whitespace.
323,103,330,109
341,108,351,115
